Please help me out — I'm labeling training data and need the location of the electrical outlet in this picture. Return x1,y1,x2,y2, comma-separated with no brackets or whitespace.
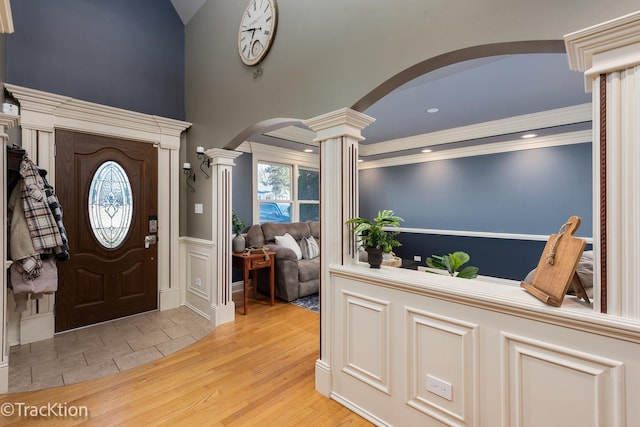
426,374,452,400
414,255,421,262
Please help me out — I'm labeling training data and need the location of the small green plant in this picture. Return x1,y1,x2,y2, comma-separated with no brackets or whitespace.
345,209,403,251
426,251,479,279
232,210,246,235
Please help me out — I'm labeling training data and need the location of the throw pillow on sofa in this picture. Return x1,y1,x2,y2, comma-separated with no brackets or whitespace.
275,233,302,260
300,236,320,259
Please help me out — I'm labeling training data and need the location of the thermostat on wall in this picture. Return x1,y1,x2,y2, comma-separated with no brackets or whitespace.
2,103,18,116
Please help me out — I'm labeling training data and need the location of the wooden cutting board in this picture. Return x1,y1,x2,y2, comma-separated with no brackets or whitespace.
520,216,587,307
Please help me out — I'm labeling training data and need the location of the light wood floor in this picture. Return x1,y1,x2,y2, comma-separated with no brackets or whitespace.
0,298,372,426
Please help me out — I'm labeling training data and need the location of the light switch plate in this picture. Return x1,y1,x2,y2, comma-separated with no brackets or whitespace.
195,203,203,214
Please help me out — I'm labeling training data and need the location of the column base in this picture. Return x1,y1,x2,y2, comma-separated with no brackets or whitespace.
211,301,235,327
315,359,332,397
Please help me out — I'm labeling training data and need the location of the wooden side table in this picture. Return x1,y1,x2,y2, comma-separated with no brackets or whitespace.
232,251,275,314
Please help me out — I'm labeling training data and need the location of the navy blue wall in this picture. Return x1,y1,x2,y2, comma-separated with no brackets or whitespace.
6,0,185,120
232,152,253,282
359,143,593,280
232,152,253,231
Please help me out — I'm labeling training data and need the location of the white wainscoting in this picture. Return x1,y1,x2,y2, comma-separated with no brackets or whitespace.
179,237,245,323
180,237,214,320
325,264,640,426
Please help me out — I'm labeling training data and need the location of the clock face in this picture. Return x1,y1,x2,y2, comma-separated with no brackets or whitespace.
238,0,277,66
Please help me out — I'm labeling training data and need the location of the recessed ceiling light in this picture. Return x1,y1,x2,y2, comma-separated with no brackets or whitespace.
303,148,314,153
521,133,537,139
421,149,433,153
426,107,439,114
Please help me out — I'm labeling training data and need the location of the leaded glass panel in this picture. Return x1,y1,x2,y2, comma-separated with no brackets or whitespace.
88,161,133,248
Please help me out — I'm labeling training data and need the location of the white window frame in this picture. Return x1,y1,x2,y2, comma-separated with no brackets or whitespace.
250,142,319,225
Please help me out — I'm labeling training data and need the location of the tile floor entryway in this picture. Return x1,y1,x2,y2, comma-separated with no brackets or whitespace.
8,306,216,393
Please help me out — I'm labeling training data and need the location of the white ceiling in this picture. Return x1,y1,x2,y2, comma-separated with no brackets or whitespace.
250,52,591,161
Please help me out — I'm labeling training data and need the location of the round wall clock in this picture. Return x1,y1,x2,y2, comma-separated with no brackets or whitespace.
238,0,278,66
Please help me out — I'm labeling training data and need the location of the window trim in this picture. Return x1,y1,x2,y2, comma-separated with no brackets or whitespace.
251,142,319,224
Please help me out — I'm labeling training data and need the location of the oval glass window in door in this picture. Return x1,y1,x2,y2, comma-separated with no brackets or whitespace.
88,160,133,248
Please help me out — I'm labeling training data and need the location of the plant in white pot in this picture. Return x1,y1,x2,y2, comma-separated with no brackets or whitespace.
232,211,246,253
345,209,403,268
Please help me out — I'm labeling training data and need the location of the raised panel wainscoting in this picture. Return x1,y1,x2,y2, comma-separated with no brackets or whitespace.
325,264,638,426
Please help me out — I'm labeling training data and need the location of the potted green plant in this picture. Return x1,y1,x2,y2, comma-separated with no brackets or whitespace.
232,211,246,253
345,209,403,268
425,251,479,279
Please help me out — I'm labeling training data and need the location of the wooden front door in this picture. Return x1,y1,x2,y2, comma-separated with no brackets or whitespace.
55,130,158,332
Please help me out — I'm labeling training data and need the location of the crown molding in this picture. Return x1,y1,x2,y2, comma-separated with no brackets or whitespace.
4,84,191,149
358,129,591,170
565,10,640,73
360,103,592,157
247,141,319,168
265,125,318,146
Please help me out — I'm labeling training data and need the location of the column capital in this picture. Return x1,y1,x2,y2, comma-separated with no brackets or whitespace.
565,10,640,91
304,107,375,142
205,148,242,166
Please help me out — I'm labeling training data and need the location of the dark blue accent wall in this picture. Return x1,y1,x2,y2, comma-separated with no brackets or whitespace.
232,152,253,282
6,0,185,120
360,143,592,235
232,152,253,230
360,143,593,280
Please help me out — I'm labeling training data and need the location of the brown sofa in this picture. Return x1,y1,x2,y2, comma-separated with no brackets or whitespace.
244,221,320,301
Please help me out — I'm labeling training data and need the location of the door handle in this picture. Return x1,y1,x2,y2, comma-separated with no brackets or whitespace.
144,235,157,248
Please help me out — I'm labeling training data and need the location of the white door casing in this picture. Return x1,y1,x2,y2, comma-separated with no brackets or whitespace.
3,83,191,345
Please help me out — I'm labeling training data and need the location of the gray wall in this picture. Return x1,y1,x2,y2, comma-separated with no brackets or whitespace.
183,0,638,239
359,143,593,279
6,0,185,120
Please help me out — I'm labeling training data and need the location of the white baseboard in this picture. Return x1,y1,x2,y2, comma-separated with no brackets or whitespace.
0,363,7,393
315,359,332,397
184,302,212,321
20,312,54,344
330,391,391,427
159,287,181,310
211,301,235,327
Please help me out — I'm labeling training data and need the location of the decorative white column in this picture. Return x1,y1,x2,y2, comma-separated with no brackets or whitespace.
206,148,242,327
566,10,640,318
304,108,375,397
